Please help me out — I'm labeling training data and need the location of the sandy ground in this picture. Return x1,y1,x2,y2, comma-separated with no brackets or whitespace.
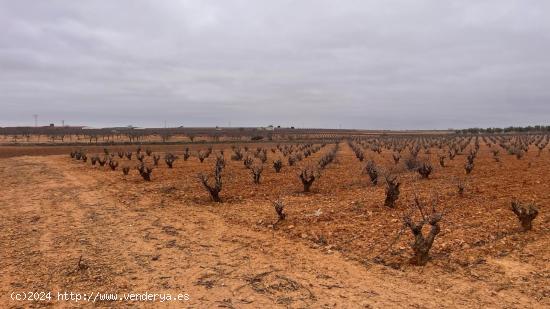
0,142,548,308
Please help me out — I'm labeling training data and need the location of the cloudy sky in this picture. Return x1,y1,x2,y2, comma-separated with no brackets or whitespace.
1,1,549,129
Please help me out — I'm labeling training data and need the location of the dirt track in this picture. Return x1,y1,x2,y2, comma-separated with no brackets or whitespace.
0,148,547,308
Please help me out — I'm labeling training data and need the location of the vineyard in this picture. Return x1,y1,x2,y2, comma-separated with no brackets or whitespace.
70,134,549,299
1,133,549,308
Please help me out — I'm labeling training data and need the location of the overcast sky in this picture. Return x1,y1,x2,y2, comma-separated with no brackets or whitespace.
1,1,549,129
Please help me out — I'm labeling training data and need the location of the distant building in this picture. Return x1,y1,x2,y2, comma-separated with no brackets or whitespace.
258,125,275,131
103,125,141,130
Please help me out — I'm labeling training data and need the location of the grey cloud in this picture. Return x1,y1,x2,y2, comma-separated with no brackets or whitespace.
0,0,549,129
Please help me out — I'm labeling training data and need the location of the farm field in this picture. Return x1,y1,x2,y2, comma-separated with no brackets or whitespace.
0,135,548,308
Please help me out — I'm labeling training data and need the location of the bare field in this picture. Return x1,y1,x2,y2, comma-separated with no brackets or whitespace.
0,138,548,308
